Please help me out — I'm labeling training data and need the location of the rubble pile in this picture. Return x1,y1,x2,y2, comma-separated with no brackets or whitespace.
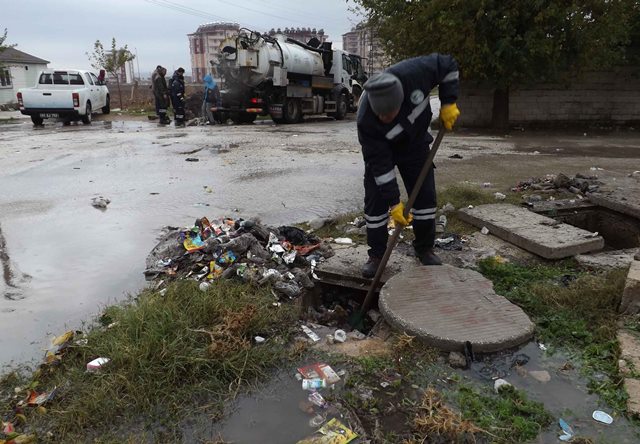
513,172,602,195
144,217,334,299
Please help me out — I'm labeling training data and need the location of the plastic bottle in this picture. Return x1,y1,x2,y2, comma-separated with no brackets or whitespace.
302,378,327,391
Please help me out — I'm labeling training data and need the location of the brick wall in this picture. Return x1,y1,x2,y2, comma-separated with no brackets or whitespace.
458,68,640,128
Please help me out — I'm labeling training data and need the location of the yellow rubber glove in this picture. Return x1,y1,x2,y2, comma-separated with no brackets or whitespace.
390,203,413,226
440,103,460,130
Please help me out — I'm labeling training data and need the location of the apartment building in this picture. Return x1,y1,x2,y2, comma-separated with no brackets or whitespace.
188,22,240,83
342,24,386,76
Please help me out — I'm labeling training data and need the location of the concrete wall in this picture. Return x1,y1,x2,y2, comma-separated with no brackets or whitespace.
458,69,640,128
0,63,48,105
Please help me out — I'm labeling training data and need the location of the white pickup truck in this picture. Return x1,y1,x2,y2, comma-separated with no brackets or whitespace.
17,69,110,125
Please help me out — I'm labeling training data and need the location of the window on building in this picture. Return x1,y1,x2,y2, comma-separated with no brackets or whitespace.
0,68,11,88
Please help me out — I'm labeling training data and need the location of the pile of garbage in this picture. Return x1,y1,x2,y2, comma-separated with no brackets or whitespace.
512,172,602,195
144,217,334,299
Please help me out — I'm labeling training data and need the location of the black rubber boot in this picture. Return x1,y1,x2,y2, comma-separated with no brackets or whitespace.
362,256,383,279
420,249,442,266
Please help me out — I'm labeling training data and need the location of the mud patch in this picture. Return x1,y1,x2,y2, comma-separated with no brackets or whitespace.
234,168,297,182
157,133,188,139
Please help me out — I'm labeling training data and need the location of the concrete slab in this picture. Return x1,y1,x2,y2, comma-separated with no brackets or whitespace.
590,180,640,220
315,245,419,290
379,265,534,353
576,248,640,270
618,330,640,372
458,204,604,259
620,259,640,315
624,378,640,417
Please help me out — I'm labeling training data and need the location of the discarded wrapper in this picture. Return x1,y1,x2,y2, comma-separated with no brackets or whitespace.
301,325,321,343
254,336,266,344
333,237,353,245
86,357,110,372
298,363,341,385
27,387,57,406
297,418,358,444
308,391,327,408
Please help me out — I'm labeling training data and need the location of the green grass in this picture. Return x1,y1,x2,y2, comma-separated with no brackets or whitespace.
1,280,297,441
457,384,553,442
437,184,498,234
477,257,629,411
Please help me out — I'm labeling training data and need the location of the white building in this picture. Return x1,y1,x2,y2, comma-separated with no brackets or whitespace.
0,47,49,105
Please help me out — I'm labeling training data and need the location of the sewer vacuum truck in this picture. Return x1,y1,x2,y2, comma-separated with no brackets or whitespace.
210,29,367,124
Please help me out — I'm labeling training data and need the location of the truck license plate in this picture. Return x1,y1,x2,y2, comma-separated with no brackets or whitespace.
40,113,58,118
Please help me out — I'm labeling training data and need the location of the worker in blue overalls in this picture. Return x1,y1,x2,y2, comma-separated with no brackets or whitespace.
358,54,461,278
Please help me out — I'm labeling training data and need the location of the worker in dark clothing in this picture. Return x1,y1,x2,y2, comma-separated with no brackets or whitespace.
151,65,171,125
358,54,461,278
170,67,186,127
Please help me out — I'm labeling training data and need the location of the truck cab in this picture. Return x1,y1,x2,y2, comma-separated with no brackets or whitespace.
17,69,110,125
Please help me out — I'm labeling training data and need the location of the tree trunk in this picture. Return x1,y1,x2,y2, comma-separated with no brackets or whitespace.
491,87,509,130
115,75,123,110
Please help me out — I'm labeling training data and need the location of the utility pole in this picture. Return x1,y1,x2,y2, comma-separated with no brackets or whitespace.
135,47,141,81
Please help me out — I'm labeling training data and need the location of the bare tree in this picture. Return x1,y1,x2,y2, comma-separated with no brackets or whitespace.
86,38,135,109
0,28,16,68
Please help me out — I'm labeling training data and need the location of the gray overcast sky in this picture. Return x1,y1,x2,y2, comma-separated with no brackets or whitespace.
3,0,362,75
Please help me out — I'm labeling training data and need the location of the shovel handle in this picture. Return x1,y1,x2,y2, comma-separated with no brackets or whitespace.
358,129,447,318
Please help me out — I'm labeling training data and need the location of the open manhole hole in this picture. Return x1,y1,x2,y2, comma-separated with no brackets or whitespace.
532,200,640,250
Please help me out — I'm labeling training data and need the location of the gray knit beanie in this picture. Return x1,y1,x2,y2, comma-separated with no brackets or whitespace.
363,72,404,115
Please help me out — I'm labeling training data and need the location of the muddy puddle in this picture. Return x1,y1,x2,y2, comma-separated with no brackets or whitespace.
189,371,346,443
202,341,637,443
463,342,637,442
0,120,364,367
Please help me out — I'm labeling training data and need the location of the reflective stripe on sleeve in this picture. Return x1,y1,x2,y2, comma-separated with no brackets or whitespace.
407,98,430,124
385,124,403,140
442,70,459,83
374,169,396,186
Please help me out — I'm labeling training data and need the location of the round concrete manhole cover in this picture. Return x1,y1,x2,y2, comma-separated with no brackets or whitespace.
379,265,534,353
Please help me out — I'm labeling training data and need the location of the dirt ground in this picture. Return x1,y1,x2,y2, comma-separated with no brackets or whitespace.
0,111,639,369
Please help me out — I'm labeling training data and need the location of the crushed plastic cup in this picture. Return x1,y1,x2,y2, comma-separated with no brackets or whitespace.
559,418,574,436
309,414,325,427
334,329,347,343
86,357,110,372
198,282,210,292
592,410,613,424
494,378,512,393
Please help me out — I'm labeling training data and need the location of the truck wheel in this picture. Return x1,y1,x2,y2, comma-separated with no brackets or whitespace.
81,102,92,124
30,115,44,126
283,98,301,124
102,95,110,114
331,93,347,120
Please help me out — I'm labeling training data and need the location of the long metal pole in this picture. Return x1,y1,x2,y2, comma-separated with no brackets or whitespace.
358,129,446,319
